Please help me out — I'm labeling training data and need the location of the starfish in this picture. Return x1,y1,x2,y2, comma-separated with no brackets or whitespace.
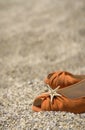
46,85,62,102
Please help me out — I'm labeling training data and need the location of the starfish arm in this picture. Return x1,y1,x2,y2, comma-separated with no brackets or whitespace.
50,95,54,102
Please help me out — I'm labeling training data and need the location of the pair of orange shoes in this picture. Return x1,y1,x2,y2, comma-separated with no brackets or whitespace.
32,71,85,114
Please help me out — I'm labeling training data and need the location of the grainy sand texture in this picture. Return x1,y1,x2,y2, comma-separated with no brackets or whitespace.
0,0,85,130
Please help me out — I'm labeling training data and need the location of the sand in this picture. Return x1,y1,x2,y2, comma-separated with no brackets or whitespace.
0,0,85,129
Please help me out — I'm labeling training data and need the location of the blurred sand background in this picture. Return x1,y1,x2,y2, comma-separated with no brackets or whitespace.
0,0,85,129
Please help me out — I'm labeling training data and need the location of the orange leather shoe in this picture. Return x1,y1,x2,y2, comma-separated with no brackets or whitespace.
32,71,85,114
44,71,85,89
32,93,85,114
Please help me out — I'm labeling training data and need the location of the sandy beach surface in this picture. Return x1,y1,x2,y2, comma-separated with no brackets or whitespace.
0,0,85,129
